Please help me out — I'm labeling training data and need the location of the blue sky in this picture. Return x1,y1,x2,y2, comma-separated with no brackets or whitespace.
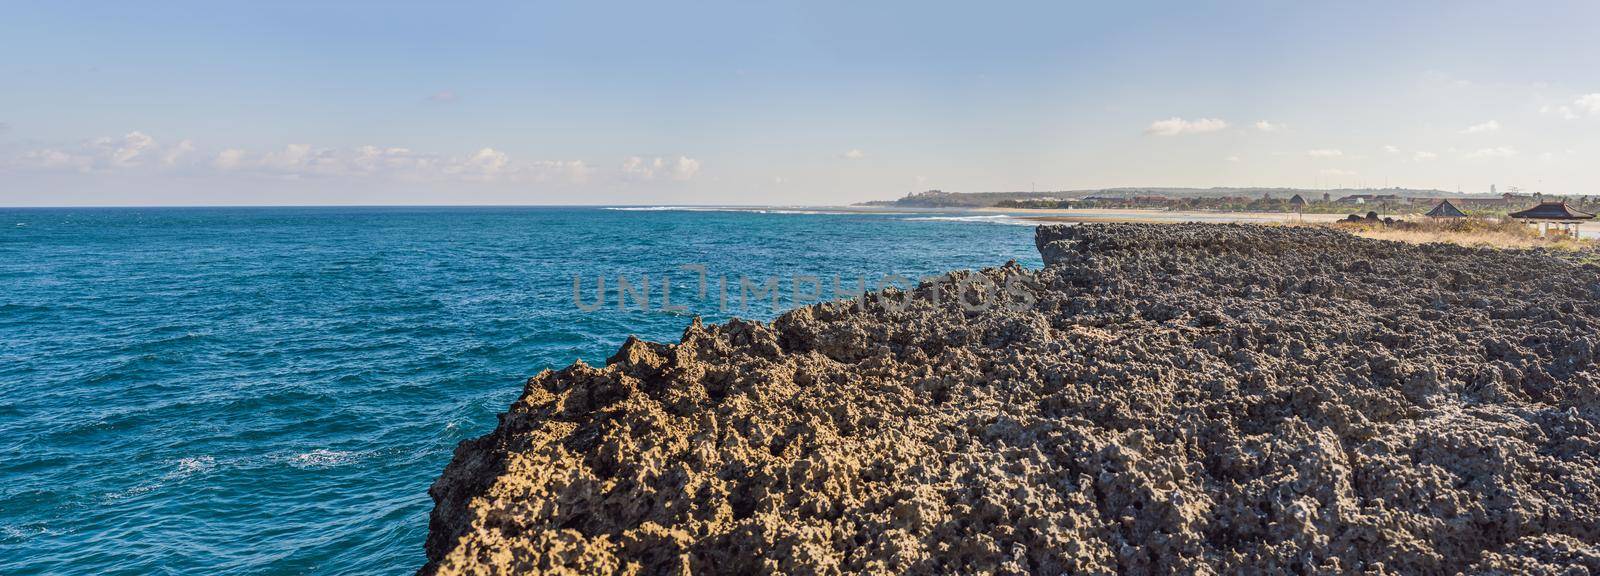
3,1,1598,205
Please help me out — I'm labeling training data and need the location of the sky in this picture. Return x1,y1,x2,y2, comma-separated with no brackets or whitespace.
2,1,1598,206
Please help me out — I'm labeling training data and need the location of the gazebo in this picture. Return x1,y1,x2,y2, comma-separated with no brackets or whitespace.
1425,199,1467,219
1508,201,1595,237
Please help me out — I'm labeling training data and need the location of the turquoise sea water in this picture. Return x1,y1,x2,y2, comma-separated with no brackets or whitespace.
0,206,1039,574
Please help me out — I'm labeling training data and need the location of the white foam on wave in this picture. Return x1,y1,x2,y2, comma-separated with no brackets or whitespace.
289,449,362,469
168,456,217,479
101,455,220,502
901,214,1033,225
2,524,58,542
602,206,857,215
101,482,161,502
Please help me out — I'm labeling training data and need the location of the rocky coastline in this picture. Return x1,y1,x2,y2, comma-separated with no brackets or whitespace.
422,223,1600,574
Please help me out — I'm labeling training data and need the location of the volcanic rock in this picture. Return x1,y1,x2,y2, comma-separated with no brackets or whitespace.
422,223,1600,575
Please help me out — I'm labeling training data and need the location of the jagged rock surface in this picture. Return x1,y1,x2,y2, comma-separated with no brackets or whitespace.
421,223,1600,575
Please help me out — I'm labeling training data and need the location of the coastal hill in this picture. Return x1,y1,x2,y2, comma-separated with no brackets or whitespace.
422,223,1600,574
857,187,1464,207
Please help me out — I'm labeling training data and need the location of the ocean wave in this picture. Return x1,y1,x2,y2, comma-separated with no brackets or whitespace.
168,456,217,479
101,456,219,502
102,482,161,503
603,206,853,215
288,449,363,469
900,215,1032,225
604,206,742,212
6,206,1042,573
1,524,57,543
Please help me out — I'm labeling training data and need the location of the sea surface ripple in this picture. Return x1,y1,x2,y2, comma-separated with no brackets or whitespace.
0,206,1037,574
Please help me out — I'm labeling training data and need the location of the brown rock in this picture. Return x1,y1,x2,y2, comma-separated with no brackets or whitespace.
422,223,1600,575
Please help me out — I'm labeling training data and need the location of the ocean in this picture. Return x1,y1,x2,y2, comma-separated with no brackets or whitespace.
0,206,1040,574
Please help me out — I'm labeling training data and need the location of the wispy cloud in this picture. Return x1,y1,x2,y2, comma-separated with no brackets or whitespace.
1459,120,1501,134
1577,94,1600,115
15,131,593,184
1542,94,1600,120
841,149,866,160
1541,104,1580,120
1253,120,1282,132
1144,117,1228,136
621,155,700,181
20,131,161,172
1412,151,1438,161
426,90,459,103
1383,145,1401,154
213,144,591,182
161,139,194,166
1306,148,1343,158
1462,146,1518,160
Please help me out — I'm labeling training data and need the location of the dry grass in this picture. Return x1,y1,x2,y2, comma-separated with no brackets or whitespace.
1329,218,1595,251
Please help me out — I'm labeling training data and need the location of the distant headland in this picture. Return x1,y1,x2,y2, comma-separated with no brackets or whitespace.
858,187,1589,217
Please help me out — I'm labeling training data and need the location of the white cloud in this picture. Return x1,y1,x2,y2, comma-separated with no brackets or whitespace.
1412,151,1438,161
1541,94,1600,120
1306,149,1343,158
1144,117,1228,136
1253,120,1282,132
18,131,166,172
1539,149,1577,163
427,90,460,103
1576,94,1600,115
1224,155,1240,163
140,137,595,182
1462,146,1518,160
22,148,92,172
674,157,700,180
1383,145,1400,154
1541,104,1580,120
622,155,700,181
214,149,248,170
161,139,194,166
103,131,156,167
841,149,866,160
1459,120,1501,134
350,146,421,174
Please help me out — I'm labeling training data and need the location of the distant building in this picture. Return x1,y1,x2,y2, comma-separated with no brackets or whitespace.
1289,194,1307,208
1336,194,1402,205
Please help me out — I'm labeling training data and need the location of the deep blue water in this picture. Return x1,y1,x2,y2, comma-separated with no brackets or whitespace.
0,206,1039,574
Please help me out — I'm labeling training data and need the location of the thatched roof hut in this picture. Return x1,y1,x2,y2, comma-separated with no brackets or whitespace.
1509,202,1595,221
1424,199,1467,219
1509,201,1594,238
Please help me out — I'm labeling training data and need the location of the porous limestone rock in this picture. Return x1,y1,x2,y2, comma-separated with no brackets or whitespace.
422,223,1600,575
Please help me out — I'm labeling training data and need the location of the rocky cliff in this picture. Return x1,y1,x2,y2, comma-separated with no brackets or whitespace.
422,223,1600,574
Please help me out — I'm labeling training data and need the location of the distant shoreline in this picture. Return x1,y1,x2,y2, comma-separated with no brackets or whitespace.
973,206,1357,225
